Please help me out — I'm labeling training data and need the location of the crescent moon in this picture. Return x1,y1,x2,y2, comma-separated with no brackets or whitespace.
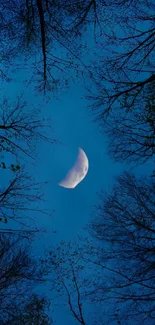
58,148,89,189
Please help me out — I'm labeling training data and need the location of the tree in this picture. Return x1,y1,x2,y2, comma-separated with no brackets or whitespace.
0,95,57,162
41,179,155,325
83,0,155,171
104,80,155,166
3,294,53,325
88,172,155,324
87,0,155,117
1,0,99,92
0,233,49,324
0,94,55,235
42,240,103,325
0,167,51,235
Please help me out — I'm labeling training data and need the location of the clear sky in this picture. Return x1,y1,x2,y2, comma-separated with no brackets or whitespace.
1,64,127,323
2,60,154,323
1,69,125,235
1,2,154,323
35,83,125,241
33,82,126,324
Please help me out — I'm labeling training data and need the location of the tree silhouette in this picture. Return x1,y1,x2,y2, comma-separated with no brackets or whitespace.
88,172,155,324
0,94,55,236
0,167,50,234
0,95,56,162
104,81,155,166
3,294,53,325
42,240,102,324
87,0,155,117
41,170,155,324
1,0,99,91
0,233,49,324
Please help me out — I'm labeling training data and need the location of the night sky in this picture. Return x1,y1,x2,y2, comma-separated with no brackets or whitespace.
1,2,154,324
1,67,125,324
2,51,154,325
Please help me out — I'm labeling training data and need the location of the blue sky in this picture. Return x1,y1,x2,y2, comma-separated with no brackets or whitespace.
2,63,154,324
1,3,154,323
2,24,154,324
33,83,125,244
1,67,126,323
1,70,124,238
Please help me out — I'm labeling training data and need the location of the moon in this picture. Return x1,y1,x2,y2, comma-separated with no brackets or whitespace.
58,148,89,189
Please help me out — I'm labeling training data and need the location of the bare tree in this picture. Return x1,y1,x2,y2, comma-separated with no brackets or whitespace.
103,80,155,166
2,294,53,325
0,167,51,234
0,234,39,319
88,172,155,324
0,95,57,161
42,240,102,325
87,0,155,117
0,233,52,324
0,234,35,293
1,0,100,92
80,0,155,172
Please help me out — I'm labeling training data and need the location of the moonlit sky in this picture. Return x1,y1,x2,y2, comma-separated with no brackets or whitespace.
1,68,125,323
2,63,153,324
33,91,124,251
1,21,154,324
